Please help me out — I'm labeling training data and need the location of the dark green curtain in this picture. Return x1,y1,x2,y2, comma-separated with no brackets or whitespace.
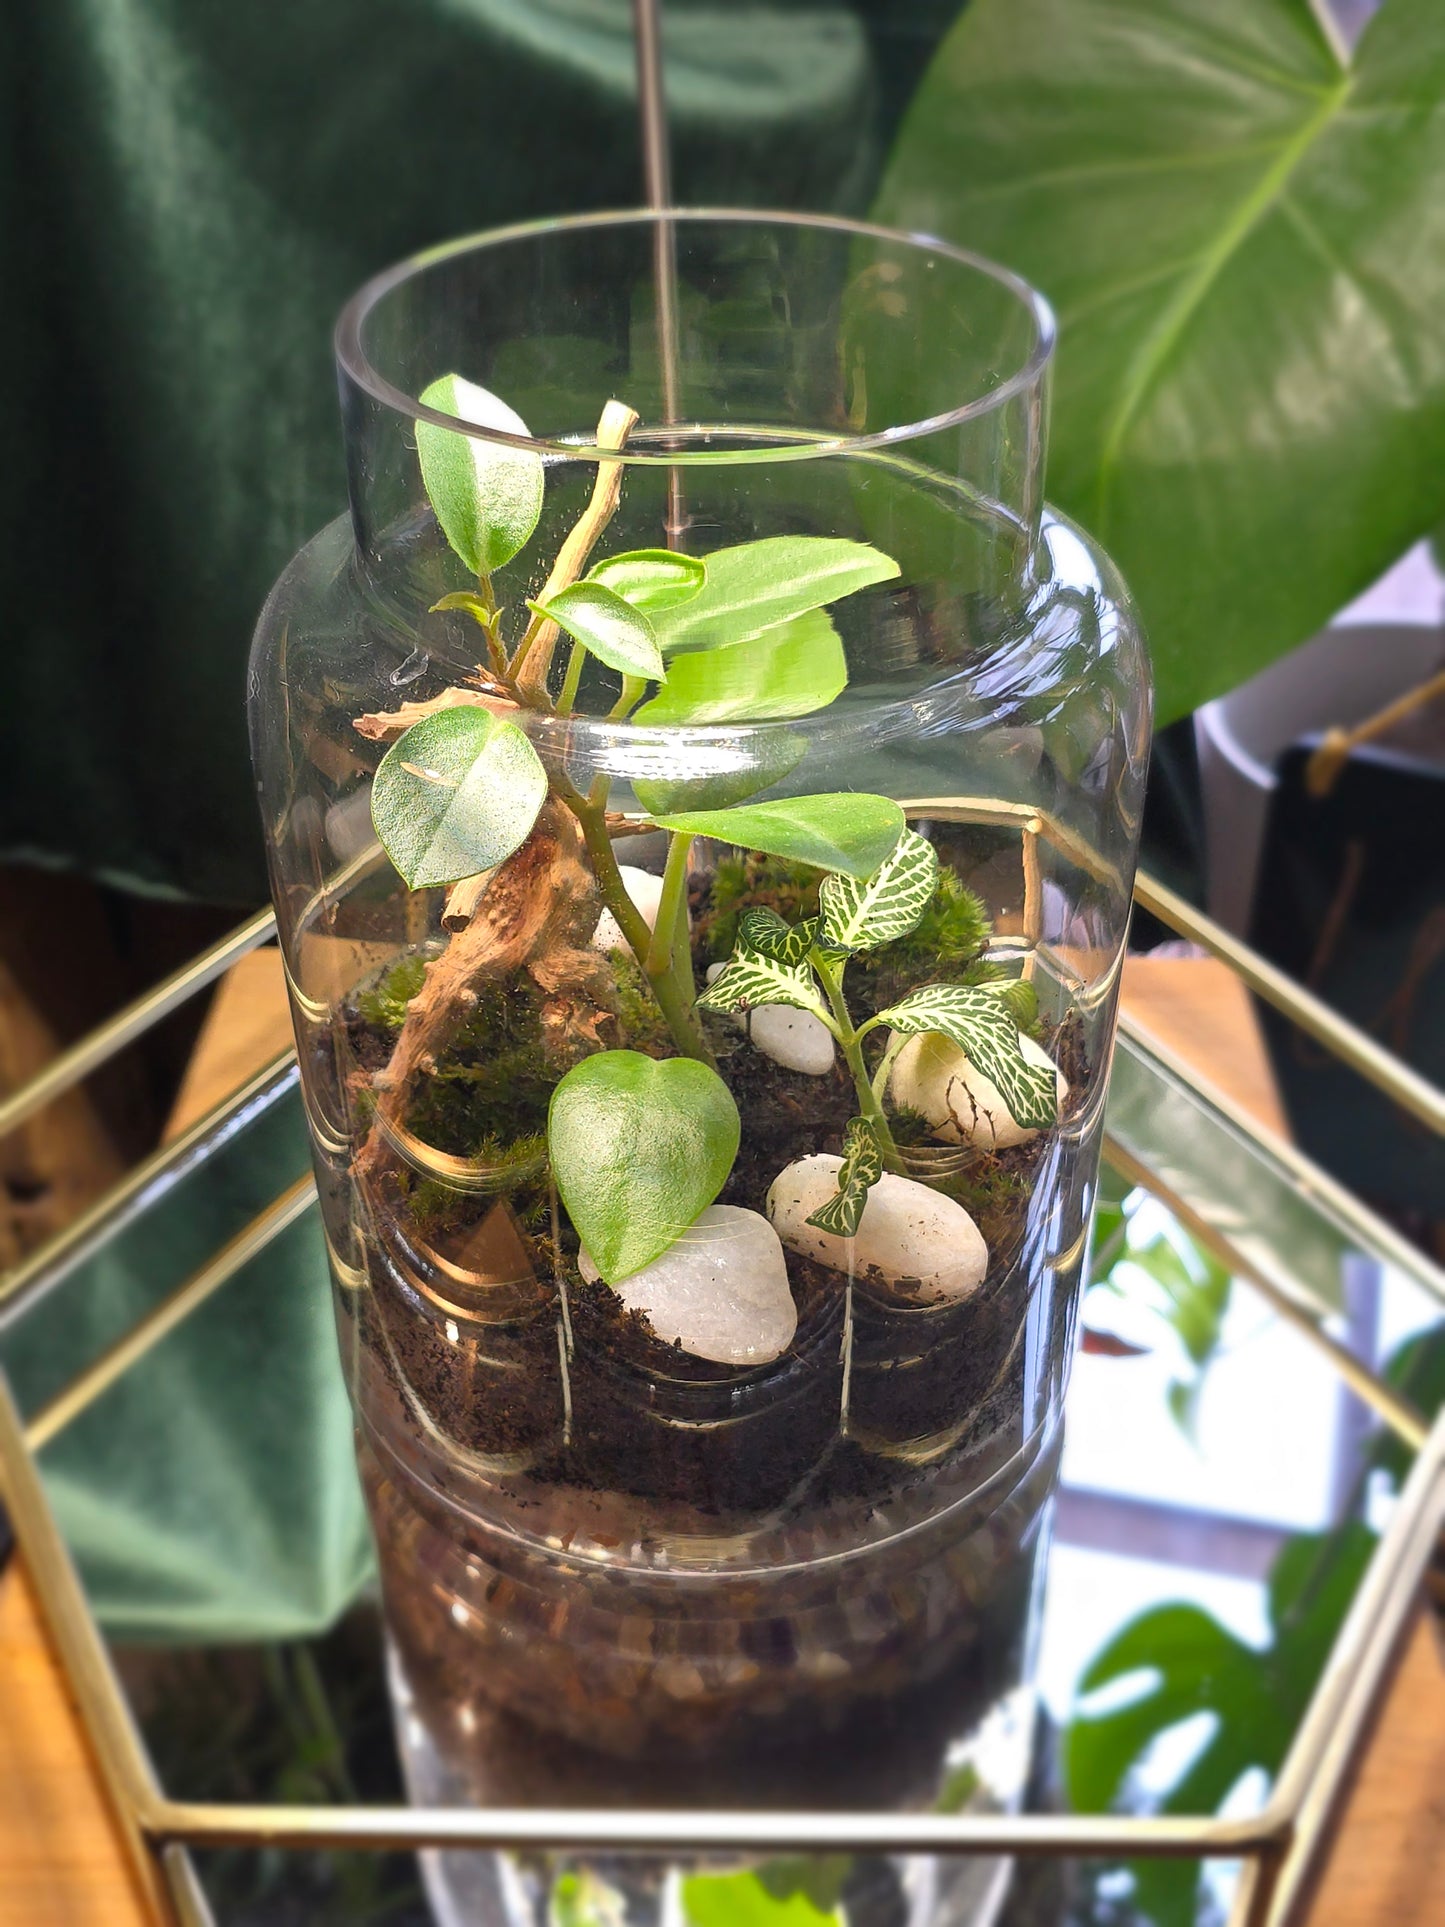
3,0,941,904
2,0,957,1641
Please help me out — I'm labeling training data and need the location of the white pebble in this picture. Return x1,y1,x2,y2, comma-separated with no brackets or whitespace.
889,1031,1067,1152
593,864,672,953
579,1205,797,1365
766,1154,987,1304
704,962,835,1077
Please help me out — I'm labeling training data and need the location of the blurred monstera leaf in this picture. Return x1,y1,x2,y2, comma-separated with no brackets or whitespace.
1065,1520,1377,1926
875,0,1445,722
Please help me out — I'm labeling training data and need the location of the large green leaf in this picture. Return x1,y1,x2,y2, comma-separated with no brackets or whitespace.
529,581,665,681
416,374,544,577
653,793,905,878
371,707,548,889
875,0,1445,721
634,609,848,725
652,537,899,654
548,1052,740,1285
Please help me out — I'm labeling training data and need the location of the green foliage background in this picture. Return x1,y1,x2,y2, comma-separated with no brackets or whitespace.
876,0,1445,724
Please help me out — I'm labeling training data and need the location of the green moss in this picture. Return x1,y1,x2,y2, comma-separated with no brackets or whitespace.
700,853,821,961
356,954,428,1032
608,948,673,1055
404,1132,550,1236
404,975,556,1156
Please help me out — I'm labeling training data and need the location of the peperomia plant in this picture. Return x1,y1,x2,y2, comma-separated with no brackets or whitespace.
360,377,1055,1284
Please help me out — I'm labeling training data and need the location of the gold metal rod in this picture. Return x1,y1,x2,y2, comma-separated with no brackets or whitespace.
631,0,687,547
0,1367,174,1920
1115,1011,1445,1312
160,1845,220,1927
1133,869,1445,1137
1102,1135,1431,1451
1231,1844,1289,1927
142,1798,1283,1858
0,905,276,1144
1262,1416,1445,1926
22,1177,318,1453
0,1048,298,1327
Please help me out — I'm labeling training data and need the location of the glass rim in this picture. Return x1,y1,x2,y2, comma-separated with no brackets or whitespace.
334,206,1057,465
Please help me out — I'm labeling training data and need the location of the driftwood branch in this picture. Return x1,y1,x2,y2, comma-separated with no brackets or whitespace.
357,804,616,1187
352,686,513,744
512,399,641,701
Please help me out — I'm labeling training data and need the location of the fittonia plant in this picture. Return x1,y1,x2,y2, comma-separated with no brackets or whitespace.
362,378,1056,1288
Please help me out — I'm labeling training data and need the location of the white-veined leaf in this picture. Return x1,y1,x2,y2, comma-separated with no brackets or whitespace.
819,827,939,951
878,984,1057,1130
697,943,828,1021
737,908,815,967
805,1116,885,1237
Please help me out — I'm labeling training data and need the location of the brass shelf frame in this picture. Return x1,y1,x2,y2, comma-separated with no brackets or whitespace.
1,810,1443,1927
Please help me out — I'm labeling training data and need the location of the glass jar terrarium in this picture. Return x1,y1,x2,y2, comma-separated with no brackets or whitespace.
249,211,1150,1926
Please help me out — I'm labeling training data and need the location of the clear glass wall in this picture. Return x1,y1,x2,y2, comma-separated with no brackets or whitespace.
249,212,1150,1884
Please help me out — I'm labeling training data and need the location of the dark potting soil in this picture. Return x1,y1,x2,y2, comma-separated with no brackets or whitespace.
339,892,1091,1520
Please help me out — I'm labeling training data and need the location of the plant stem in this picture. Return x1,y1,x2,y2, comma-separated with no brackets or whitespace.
645,832,692,976
556,641,586,717
567,794,716,1067
812,950,905,1172
510,400,640,699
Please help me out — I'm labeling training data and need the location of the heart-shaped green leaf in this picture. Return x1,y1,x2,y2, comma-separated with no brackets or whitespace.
548,1051,740,1284
371,707,548,889
529,581,665,682
818,826,939,952
634,609,847,725
652,794,904,879
877,983,1057,1130
416,375,544,577
651,537,900,655
588,548,707,613
874,0,1445,722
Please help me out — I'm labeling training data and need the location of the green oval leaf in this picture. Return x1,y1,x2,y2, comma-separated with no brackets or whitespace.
588,548,707,613
652,537,900,655
818,826,939,952
371,707,547,888
530,581,665,681
873,0,1445,723
652,794,904,879
549,1051,740,1284
634,609,848,726
631,730,806,819
878,983,1057,1130
416,374,544,578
